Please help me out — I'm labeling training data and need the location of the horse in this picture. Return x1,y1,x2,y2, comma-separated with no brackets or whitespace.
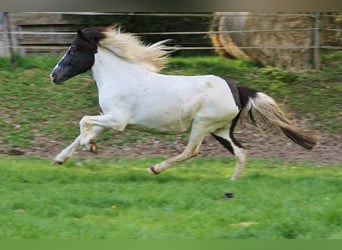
50,25,319,180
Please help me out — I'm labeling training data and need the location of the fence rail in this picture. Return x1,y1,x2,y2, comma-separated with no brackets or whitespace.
1,31,341,50
0,12,341,69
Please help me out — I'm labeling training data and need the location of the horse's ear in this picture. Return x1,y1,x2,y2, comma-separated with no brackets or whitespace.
77,29,86,41
77,29,95,43
77,28,97,53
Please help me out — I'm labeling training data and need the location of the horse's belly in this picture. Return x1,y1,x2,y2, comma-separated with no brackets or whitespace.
128,111,194,134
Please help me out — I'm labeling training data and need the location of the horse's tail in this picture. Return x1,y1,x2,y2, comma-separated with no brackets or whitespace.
237,86,319,150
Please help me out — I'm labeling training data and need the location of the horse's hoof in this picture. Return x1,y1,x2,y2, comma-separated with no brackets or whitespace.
52,160,63,166
90,143,98,154
89,140,98,154
148,166,159,175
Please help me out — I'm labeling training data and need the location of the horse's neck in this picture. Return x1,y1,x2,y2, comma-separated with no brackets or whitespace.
91,47,147,91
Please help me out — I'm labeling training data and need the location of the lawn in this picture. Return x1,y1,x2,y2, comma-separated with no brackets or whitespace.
0,157,341,239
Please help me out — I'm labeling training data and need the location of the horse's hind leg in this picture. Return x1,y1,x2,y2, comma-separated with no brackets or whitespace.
148,122,206,174
212,122,247,180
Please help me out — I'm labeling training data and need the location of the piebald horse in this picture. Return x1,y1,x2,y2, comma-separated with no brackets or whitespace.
50,25,318,180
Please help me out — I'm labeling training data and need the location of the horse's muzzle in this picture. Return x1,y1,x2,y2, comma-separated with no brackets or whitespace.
50,72,64,84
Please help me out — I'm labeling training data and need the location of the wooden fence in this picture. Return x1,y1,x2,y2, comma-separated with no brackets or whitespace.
0,12,341,70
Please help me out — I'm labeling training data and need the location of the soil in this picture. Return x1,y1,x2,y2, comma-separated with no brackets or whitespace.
2,117,341,165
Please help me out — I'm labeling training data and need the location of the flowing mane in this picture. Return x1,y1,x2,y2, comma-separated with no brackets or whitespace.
97,26,172,72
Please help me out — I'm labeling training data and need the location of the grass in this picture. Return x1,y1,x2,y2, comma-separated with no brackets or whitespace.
0,156,341,239
0,56,98,148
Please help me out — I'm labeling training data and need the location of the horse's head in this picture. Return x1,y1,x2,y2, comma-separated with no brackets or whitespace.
50,28,100,84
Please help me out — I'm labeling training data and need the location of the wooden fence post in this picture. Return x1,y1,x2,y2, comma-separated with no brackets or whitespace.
4,12,16,69
313,12,321,70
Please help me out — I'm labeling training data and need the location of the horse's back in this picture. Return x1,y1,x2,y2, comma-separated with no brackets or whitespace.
191,74,240,124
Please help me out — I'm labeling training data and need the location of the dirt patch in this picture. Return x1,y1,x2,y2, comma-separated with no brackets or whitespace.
1,118,341,165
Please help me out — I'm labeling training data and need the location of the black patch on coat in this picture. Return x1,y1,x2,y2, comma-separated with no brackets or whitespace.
237,86,257,108
224,79,241,109
211,83,258,155
237,86,258,126
211,133,235,155
51,27,109,84
80,27,107,44
228,112,244,149
211,111,245,156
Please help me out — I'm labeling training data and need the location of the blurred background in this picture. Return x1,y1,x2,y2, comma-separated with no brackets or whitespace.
1,12,341,70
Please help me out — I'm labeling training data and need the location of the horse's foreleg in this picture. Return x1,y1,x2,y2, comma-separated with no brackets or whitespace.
52,125,105,165
79,114,126,148
52,135,81,165
79,124,106,152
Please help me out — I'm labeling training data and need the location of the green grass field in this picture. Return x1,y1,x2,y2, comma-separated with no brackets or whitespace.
0,53,341,239
0,157,341,239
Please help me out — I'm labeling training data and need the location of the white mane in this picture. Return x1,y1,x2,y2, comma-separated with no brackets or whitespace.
99,27,173,72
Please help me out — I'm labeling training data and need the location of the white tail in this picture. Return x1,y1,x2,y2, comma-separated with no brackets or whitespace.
238,87,319,150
